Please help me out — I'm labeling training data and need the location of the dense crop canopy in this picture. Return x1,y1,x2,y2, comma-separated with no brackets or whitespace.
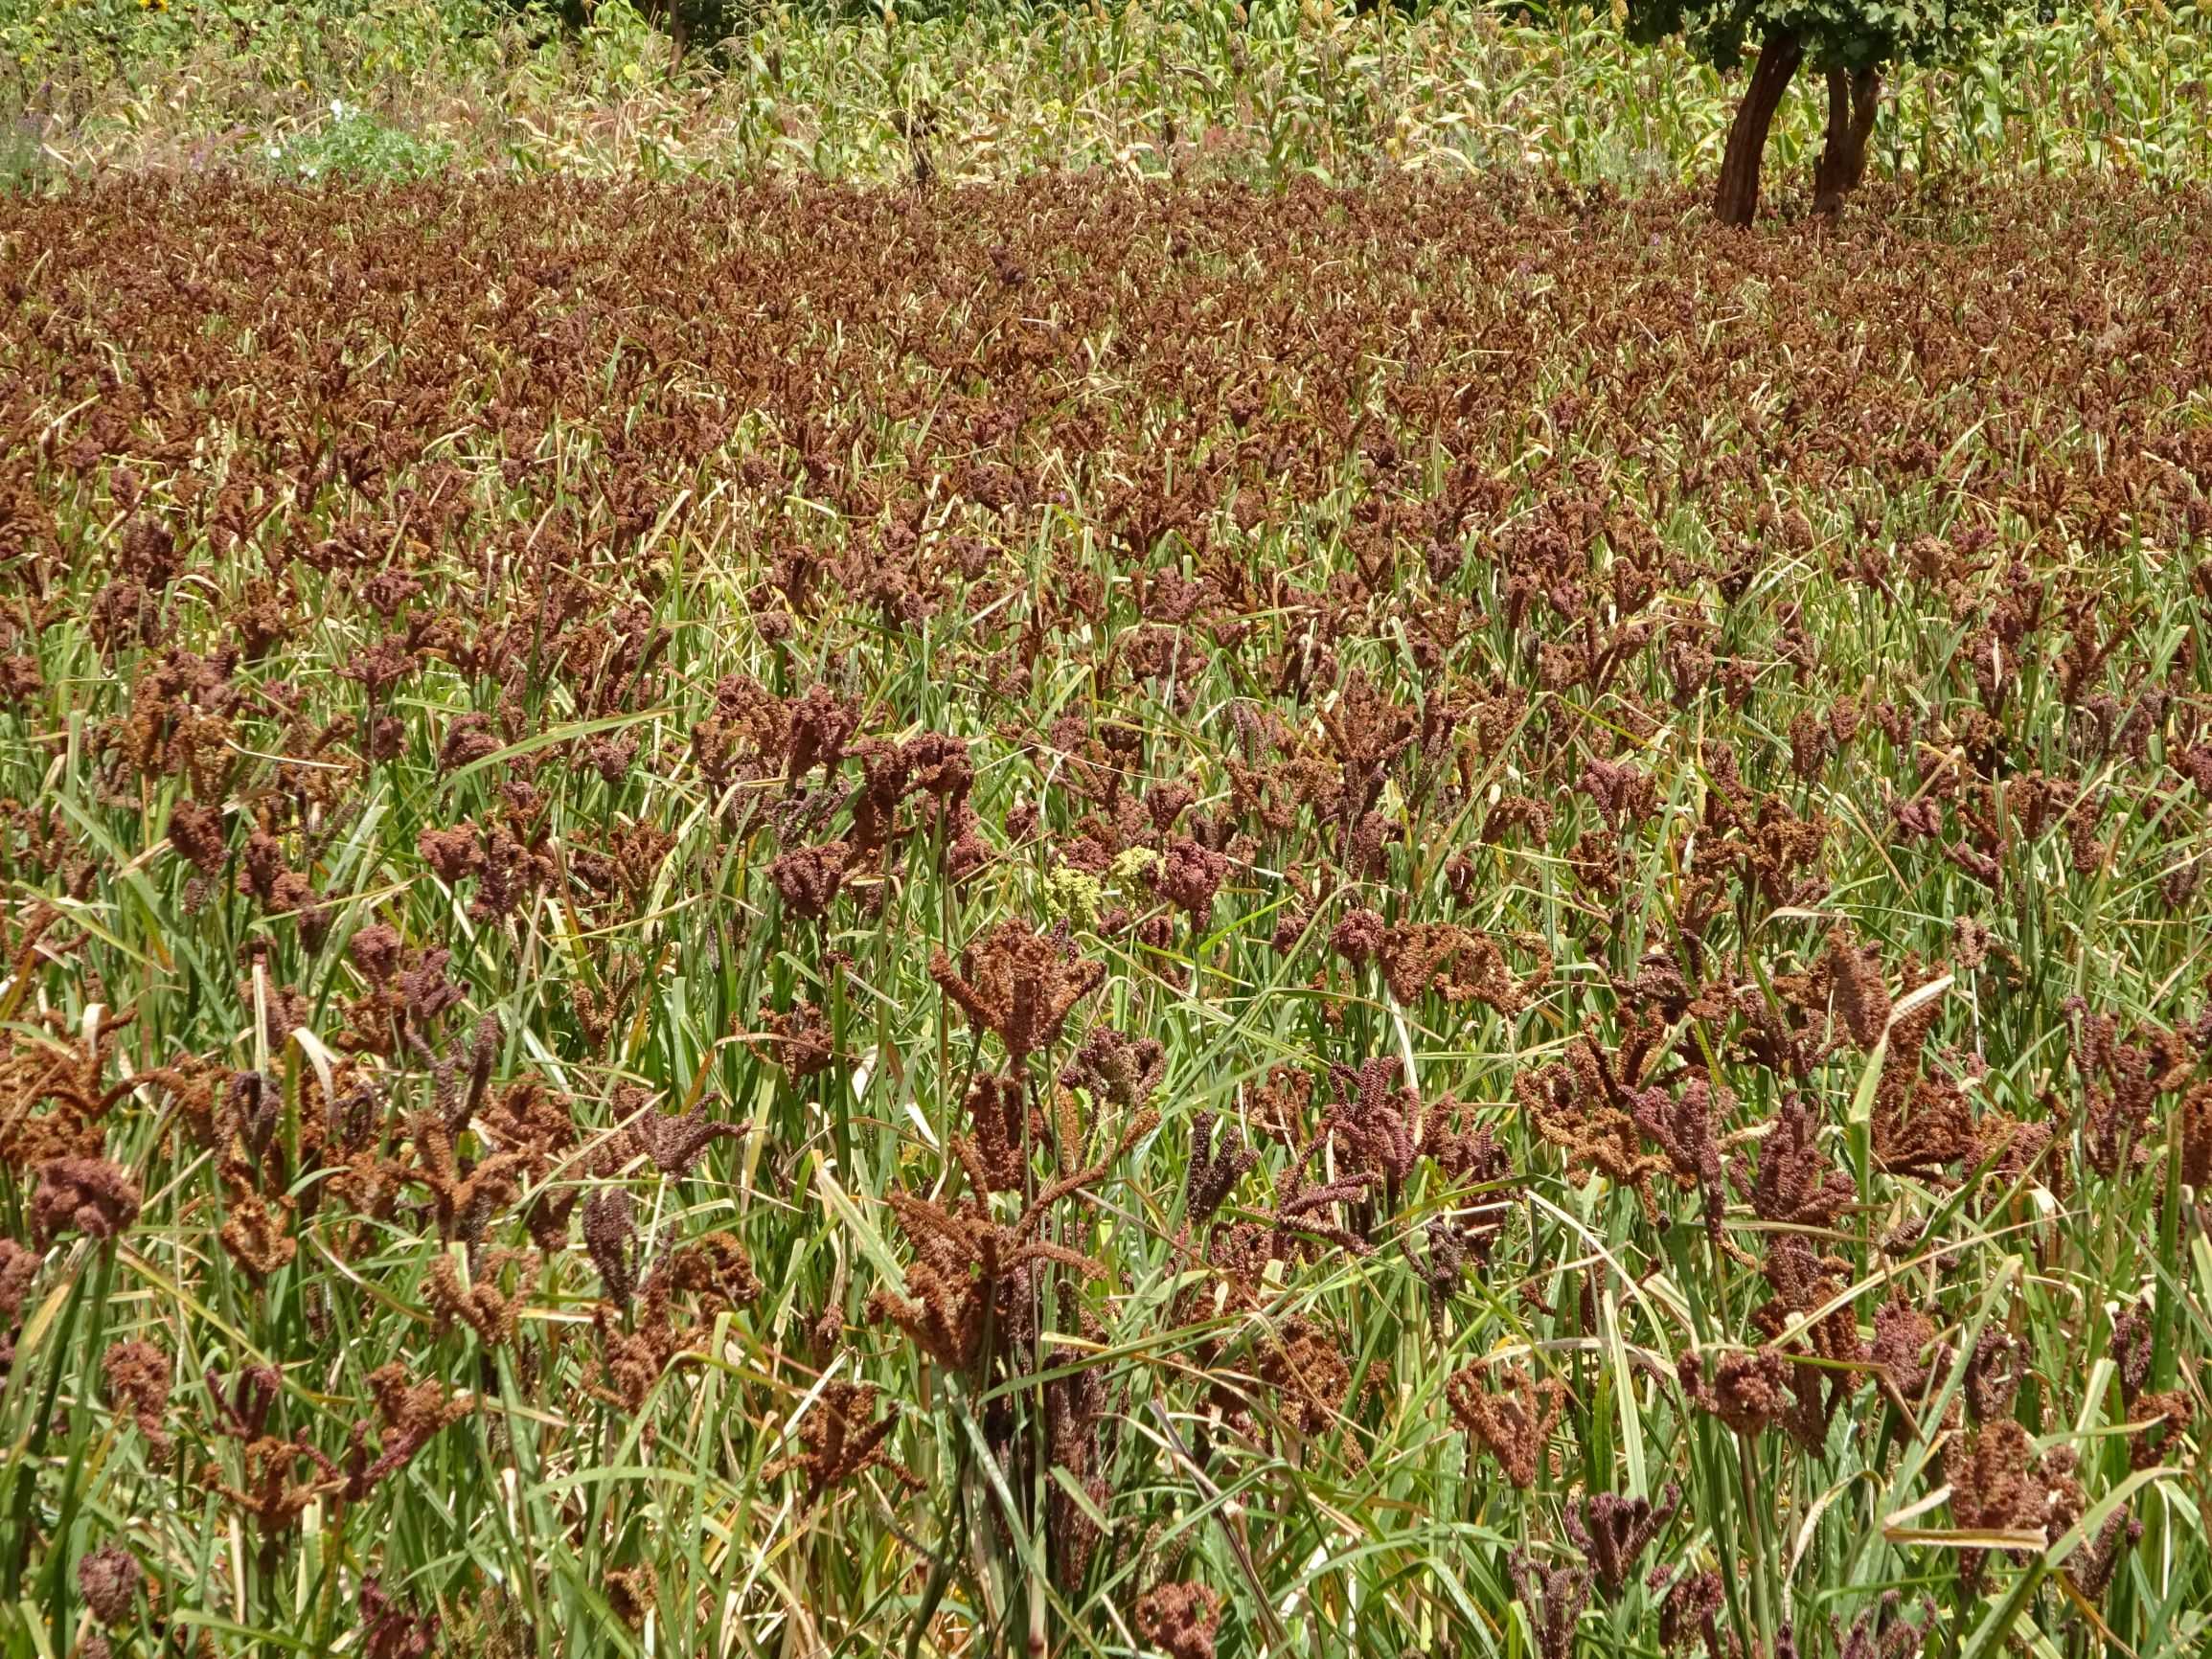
0,173,2209,1656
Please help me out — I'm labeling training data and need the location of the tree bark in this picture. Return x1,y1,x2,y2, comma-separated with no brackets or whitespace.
1712,32,1805,227
1813,65,1882,215
641,0,688,67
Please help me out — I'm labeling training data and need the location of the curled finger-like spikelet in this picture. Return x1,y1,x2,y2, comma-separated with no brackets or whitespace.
30,1157,140,1246
1133,1582,1222,1659
1446,1363,1566,1489
928,919,1104,1061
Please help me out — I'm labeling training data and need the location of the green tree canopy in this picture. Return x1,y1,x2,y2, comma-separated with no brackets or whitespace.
1629,0,2017,221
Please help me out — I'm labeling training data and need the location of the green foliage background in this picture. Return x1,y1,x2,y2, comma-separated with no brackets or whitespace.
0,0,2207,189
1626,0,2017,74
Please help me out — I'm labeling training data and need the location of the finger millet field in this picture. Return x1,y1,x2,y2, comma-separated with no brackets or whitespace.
4,7,2212,1658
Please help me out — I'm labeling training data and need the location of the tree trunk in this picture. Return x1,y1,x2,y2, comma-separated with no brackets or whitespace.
1813,65,1882,214
641,0,688,67
1712,32,1805,227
